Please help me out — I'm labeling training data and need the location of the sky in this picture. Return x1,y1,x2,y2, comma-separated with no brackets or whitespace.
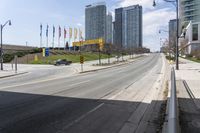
0,0,176,51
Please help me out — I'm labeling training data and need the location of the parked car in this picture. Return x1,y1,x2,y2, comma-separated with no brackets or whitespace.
54,59,72,66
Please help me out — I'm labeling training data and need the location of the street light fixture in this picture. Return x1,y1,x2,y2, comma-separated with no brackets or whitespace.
0,20,12,70
153,0,179,70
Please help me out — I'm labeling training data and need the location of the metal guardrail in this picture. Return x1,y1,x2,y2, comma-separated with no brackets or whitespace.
168,67,179,133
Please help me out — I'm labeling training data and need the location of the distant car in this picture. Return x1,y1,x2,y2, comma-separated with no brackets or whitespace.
54,59,72,66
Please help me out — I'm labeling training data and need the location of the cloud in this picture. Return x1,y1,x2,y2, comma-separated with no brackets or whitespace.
142,8,175,50
77,23,83,27
143,8,175,36
115,0,162,11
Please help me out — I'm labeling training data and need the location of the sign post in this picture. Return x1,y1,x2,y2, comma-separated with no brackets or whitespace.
14,55,17,73
80,55,84,72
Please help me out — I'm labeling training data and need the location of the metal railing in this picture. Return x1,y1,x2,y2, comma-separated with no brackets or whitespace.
168,67,179,133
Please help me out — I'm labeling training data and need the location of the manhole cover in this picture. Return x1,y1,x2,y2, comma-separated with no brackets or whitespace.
192,119,200,128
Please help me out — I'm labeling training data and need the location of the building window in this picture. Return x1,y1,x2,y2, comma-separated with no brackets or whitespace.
192,24,198,41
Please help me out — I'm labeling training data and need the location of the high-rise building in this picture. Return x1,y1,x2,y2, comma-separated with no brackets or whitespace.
114,8,123,48
179,0,200,28
169,19,177,49
114,5,142,48
106,12,113,44
179,0,200,54
85,2,106,42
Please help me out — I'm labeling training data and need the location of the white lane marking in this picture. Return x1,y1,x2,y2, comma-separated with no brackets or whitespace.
68,80,91,87
57,103,104,133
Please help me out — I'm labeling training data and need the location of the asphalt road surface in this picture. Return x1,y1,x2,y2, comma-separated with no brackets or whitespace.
0,53,163,133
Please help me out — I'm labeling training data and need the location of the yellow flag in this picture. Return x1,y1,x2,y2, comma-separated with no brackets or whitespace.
69,27,72,39
74,28,78,40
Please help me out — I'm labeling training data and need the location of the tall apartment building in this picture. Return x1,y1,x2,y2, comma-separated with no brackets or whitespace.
114,8,123,48
169,19,177,49
179,0,200,54
106,12,113,44
114,5,142,48
179,0,200,28
85,2,106,41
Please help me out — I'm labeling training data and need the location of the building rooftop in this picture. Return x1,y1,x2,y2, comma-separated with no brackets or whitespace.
86,2,106,8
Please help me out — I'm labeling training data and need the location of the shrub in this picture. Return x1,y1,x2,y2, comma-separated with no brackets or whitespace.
3,54,14,63
166,55,175,61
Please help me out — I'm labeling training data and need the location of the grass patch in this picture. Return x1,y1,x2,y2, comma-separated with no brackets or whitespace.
31,52,114,64
183,57,200,63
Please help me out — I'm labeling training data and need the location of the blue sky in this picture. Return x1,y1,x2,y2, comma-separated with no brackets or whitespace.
0,0,176,51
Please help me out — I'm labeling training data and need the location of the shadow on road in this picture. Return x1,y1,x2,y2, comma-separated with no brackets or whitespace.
178,97,200,133
0,91,166,133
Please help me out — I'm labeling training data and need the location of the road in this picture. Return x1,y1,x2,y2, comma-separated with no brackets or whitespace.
0,53,164,133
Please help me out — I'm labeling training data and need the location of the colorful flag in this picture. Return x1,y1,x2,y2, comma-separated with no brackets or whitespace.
64,28,67,39
79,28,83,40
46,24,49,37
53,25,55,38
59,26,61,38
69,27,72,39
74,28,78,39
40,24,42,37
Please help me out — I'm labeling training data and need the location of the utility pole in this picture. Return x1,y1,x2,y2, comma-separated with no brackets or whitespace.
153,0,179,70
175,0,179,70
26,41,28,64
0,25,3,70
0,20,12,70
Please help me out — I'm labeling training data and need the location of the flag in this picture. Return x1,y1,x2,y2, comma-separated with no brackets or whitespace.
74,28,78,39
69,27,72,39
46,24,49,37
40,24,42,37
59,26,61,38
53,25,55,38
64,28,67,39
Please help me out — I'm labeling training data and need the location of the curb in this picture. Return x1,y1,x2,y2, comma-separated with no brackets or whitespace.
0,72,28,79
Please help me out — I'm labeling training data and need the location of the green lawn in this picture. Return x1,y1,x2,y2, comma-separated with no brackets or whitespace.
183,57,200,63
31,52,113,64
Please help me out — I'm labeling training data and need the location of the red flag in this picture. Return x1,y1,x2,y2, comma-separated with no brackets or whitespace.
64,28,67,39
59,26,61,38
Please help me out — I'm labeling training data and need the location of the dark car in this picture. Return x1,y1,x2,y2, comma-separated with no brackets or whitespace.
54,59,72,66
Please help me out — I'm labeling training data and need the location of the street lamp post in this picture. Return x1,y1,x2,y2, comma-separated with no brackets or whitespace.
153,0,179,70
0,20,12,70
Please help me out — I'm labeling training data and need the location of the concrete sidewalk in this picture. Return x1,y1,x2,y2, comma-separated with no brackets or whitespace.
175,58,200,133
176,58,200,107
0,63,57,79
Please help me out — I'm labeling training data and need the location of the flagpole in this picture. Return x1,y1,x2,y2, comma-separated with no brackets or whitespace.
74,28,76,52
69,27,71,52
69,35,70,52
64,27,65,51
52,35,54,50
47,35,48,48
46,24,49,48
52,25,55,50
40,34,42,48
58,36,60,50
40,24,42,48
58,26,61,50
63,34,65,51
